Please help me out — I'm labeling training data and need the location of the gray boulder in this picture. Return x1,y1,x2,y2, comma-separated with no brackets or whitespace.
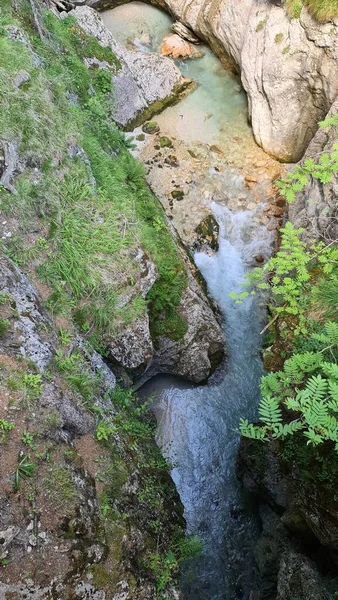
67,6,191,129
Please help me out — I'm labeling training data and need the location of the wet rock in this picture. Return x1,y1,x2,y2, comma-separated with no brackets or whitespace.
171,189,184,200
142,121,160,134
165,155,179,167
254,254,265,263
159,136,173,148
238,437,338,598
150,223,225,383
210,144,223,156
237,438,287,512
161,33,204,60
277,550,332,600
195,214,220,252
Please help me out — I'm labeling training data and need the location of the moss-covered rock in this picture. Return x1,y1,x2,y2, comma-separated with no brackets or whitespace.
142,121,160,134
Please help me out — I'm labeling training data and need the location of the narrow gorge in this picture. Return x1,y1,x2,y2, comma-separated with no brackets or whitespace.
0,1,337,600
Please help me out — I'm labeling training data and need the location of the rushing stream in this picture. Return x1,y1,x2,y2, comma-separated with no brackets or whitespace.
141,205,275,599
102,4,276,598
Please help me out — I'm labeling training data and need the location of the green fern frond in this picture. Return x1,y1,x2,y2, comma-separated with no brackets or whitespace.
322,362,338,381
258,396,282,425
304,429,324,446
260,372,282,396
239,419,267,441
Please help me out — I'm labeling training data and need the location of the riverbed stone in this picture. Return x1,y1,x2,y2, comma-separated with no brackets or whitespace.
160,33,204,59
159,136,173,148
142,121,160,134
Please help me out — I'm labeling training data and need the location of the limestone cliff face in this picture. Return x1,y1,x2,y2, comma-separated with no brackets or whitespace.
83,0,338,163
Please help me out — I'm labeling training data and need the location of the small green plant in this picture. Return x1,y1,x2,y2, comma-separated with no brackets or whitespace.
277,113,338,202
256,19,267,32
275,33,284,44
286,0,303,19
282,46,290,54
55,349,101,401
0,419,15,431
21,430,35,449
96,420,116,441
0,293,12,305
0,318,10,338
22,373,43,398
14,455,37,490
58,327,72,345
240,323,338,449
230,221,338,337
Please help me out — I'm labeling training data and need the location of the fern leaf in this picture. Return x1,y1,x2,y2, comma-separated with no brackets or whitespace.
322,362,338,381
258,396,282,425
304,429,324,446
239,419,267,441
304,375,328,403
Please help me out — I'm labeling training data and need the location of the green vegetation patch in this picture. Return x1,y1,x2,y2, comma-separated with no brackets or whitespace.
0,5,187,341
285,0,338,21
235,113,338,476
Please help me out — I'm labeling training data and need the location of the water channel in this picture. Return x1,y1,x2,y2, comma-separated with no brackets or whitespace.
102,4,276,598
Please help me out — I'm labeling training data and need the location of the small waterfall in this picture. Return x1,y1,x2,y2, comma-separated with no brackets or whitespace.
151,204,275,599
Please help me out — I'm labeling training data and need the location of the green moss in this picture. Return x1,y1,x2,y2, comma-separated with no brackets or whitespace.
274,33,284,44
256,19,267,32
159,136,173,148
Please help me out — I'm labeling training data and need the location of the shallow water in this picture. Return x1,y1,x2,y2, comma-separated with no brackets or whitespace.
102,2,250,145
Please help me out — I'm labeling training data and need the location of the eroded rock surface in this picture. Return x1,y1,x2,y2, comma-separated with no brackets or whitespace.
160,33,204,59
237,438,338,600
84,0,338,162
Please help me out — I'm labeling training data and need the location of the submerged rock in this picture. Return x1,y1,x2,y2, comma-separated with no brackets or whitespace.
142,121,160,134
161,33,204,59
194,214,220,252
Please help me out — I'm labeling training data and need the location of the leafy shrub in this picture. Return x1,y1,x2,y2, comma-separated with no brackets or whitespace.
240,323,338,449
